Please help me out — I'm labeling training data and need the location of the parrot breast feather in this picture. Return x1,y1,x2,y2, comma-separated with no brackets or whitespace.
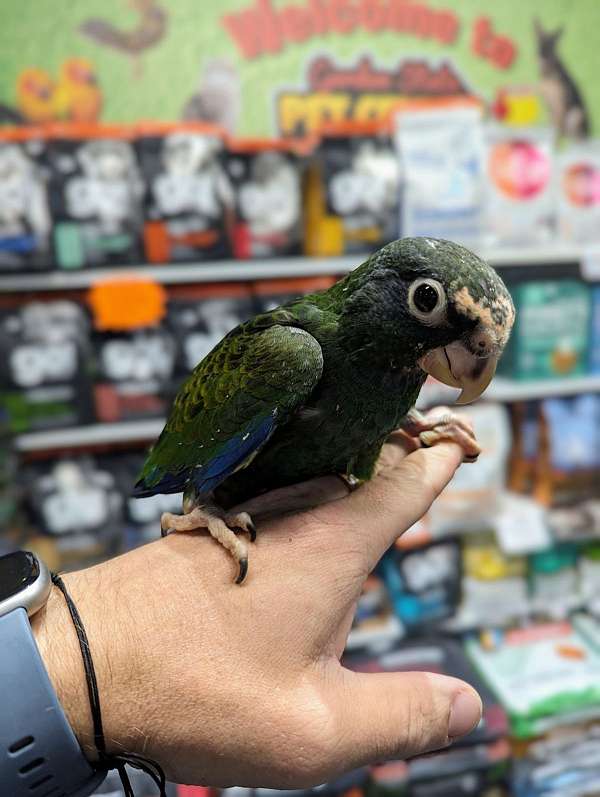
133,324,323,497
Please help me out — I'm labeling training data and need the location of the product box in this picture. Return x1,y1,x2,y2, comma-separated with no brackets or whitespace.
381,539,462,630
499,280,591,380
226,139,304,259
558,141,600,242
0,127,52,272
484,126,555,246
48,124,144,269
167,284,255,379
92,323,177,422
304,123,400,257
512,721,600,797
137,122,233,263
0,300,94,433
590,285,600,374
22,457,124,568
466,621,600,738
395,104,485,246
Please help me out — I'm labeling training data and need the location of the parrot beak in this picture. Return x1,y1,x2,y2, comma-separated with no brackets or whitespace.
418,339,499,405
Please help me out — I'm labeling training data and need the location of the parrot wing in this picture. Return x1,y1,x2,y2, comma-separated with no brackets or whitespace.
133,324,323,497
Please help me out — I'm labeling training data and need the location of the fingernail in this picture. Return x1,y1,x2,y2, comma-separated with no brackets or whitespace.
448,690,482,740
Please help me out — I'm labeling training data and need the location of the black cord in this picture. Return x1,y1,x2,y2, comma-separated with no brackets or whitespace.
51,573,168,797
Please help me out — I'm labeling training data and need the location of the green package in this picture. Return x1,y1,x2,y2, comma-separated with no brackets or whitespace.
499,280,591,380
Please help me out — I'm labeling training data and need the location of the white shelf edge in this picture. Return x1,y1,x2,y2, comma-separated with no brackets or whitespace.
0,244,586,292
14,374,600,452
14,418,164,452
484,375,600,402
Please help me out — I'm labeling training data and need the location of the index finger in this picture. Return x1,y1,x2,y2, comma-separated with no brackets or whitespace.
330,441,464,573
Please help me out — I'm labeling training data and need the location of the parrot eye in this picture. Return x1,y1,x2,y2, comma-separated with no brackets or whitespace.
408,279,446,324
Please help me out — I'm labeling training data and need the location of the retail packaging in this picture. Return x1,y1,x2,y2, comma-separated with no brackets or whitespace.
512,721,600,797
590,285,600,374
226,138,305,259
0,127,52,272
92,323,177,422
382,539,462,630
457,533,530,630
47,124,144,269
304,122,400,256
558,141,600,242
0,300,93,433
22,458,123,568
499,280,591,379
484,126,555,246
395,104,485,245
466,621,600,738
167,283,255,378
528,544,581,620
137,122,233,263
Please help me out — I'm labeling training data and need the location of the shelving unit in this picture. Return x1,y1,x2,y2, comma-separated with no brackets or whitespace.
0,243,586,293
15,374,600,453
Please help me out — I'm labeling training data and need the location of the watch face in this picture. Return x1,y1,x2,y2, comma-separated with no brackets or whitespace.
0,551,40,602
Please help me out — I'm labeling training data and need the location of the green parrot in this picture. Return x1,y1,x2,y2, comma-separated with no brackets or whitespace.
134,237,515,583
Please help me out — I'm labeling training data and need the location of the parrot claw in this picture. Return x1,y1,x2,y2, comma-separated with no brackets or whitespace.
236,557,249,584
401,407,481,463
160,506,255,585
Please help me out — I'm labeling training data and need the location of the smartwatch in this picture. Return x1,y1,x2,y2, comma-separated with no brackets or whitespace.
0,550,106,797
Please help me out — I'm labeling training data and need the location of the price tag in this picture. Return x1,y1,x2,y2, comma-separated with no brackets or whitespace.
581,245,600,282
493,492,552,555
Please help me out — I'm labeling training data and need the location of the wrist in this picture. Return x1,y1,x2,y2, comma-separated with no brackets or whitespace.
31,576,98,761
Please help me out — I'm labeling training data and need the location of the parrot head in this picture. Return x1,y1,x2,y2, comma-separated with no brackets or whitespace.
341,237,515,404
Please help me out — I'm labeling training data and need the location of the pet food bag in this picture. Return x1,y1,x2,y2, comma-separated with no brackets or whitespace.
304,122,400,256
48,124,144,269
558,141,600,242
395,104,485,246
0,127,52,273
137,122,233,263
484,125,556,246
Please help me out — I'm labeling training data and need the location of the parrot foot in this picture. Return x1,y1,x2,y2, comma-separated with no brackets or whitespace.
400,407,481,463
160,506,255,584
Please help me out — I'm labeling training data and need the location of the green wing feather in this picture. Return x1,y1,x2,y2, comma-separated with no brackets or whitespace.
135,323,324,494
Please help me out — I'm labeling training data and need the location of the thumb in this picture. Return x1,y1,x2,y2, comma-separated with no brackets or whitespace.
329,669,482,767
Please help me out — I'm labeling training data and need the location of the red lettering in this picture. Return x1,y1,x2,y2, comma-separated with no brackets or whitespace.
359,0,387,32
222,7,264,59
307,0,330,34
221,0,283,58
492,37,517,69
280,6,313,42
412,4,434,38
471,16,517,70
328,0,358,33
434,11,459,44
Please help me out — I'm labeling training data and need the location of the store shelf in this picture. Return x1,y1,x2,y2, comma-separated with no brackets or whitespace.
484,375,600,401
0,243,586,292
14,374,600,452
14,418,164,452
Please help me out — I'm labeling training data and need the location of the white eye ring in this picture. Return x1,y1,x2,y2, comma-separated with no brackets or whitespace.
407,278,447,325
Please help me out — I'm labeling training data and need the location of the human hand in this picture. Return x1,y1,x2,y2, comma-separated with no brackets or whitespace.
32,437,481,788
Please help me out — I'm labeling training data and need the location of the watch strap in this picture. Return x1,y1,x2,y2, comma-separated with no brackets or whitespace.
0,607,106,797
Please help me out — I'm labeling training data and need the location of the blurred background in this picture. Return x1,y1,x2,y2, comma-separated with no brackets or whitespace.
2,0,600,795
